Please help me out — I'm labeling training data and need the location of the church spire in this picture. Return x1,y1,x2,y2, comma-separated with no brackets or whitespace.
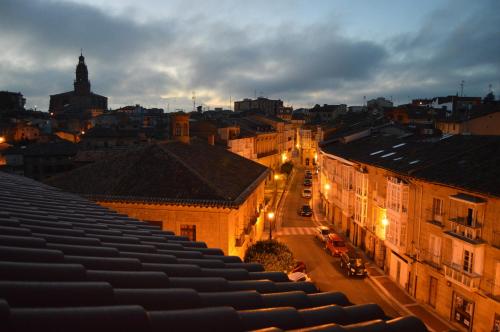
74,51,91,95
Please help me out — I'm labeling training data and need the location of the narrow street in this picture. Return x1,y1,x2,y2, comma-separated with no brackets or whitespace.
277,166,400,318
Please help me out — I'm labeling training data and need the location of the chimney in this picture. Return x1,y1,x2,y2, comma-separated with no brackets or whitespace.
208,134,215,146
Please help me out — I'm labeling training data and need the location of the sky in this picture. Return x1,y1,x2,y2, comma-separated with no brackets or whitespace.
1,0,499,111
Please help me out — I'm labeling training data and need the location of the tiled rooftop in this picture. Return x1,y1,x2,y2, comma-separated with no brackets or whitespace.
0,171,427,331
46,139,270,206
322,134,500,197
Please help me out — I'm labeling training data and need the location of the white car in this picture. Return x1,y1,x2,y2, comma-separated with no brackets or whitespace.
288,272,311,282
302,188,312,198
315,226,331,243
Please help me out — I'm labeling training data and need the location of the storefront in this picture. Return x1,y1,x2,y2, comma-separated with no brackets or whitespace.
452,292,474,331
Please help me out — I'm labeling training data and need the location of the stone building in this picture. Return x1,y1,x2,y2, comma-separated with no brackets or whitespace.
234,97,283,116
435,106,500,135
318,132,500,331
46,135,269,258
49,53,107,132
0,91,25,112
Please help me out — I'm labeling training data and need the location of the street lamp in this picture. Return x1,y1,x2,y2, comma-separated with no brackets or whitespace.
381,217,389,226
274,173,281,203
267,211,275,240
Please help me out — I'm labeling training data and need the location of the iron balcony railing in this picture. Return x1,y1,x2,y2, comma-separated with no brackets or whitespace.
443,261,481,291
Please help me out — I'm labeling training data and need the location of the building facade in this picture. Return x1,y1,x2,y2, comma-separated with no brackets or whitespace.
318,133,500,331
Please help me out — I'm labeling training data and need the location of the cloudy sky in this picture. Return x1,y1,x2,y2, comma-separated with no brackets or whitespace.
1,0,499,111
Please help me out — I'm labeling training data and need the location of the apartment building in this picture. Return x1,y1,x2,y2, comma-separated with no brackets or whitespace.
318,132,500,331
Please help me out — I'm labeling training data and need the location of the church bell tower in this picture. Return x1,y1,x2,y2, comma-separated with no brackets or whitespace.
74,52,91,95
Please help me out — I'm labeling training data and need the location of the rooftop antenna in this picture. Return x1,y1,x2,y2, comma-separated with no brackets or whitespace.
363,96,366,106
229,96,232,111
460,80,465,97
192,91,196,112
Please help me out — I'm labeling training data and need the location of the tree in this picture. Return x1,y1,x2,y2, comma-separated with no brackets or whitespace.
484,91,496,103
280,161,293,175
244,240,295,272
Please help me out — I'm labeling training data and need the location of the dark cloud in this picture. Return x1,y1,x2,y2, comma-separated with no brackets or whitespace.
0,0,499,110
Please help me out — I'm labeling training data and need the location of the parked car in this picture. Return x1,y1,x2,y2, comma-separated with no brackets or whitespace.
302,188,312,198
340,252,367,277
298,204,313,217
305,173,313,180
325,233,348,256
305,170,312,176
315,226,331,243
288,271,311,282
303,179,312,186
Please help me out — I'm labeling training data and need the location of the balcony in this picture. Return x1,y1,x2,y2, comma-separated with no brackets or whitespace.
445,218,485,245
419,249,442,271
443,261,481,291
425,208,445,228
483,279,500,302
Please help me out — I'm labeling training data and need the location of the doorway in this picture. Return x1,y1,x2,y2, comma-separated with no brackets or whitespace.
429,276,438,308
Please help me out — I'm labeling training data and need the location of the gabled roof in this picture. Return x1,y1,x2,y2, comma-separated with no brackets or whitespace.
0,171,427,331
46,138,269,207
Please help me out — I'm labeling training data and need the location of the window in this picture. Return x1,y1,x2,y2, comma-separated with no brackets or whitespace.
463,249,473,273
180,224,196,241
432,198,443,216
428,234,441,264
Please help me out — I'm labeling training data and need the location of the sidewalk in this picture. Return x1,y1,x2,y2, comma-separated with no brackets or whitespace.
311,178,455,332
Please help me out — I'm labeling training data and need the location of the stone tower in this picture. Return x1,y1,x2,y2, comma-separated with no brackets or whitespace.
74,52,91,95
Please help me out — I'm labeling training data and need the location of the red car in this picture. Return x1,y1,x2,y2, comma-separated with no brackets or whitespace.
325,234,348,256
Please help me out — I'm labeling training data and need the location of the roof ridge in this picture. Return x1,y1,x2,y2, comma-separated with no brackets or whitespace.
157,143,229,200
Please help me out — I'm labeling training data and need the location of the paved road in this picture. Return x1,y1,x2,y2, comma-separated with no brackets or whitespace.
278,167,400,318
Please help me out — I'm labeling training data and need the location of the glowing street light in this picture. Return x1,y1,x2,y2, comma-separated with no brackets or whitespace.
324,183,331,191
0,136,5,144
381,217,389,226
268,211,275,240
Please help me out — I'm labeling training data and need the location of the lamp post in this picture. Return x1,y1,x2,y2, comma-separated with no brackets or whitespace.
267,211,275,240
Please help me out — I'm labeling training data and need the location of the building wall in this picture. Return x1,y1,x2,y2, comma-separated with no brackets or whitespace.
228,136,255,160
98,181,266,259
437,111,500,135
319,147,500,331
465,112,500,135
413,181,500,332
